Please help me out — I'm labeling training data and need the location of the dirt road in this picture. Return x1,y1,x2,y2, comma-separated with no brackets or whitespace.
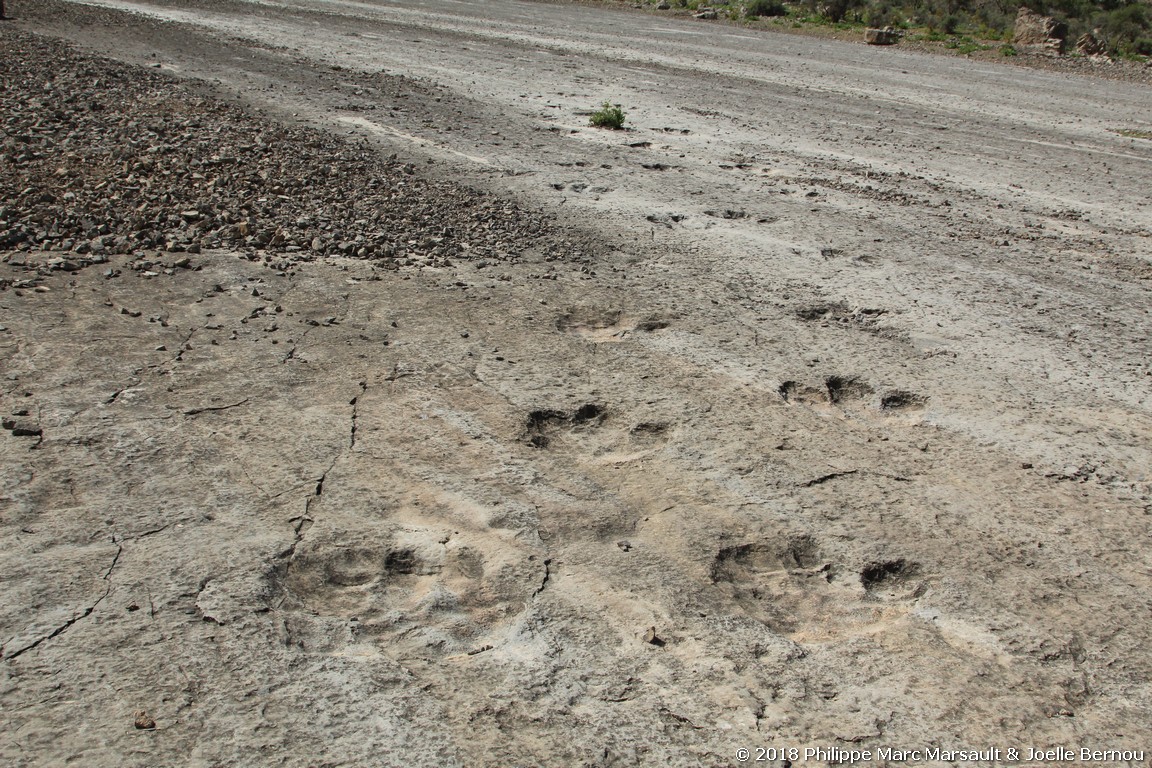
3,0,1152,765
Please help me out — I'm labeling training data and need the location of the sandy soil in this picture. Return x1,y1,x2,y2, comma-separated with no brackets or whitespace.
2,0,1152,765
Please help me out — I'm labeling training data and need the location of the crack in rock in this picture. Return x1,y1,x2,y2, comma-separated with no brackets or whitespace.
277,458,335,572
276,381,362,583
533,558,552,596
796,468,913,487
314,458,336,497
117,522,179,542
183,398,249,416
349,380,367,448
799,469,859,487
2,542,122,662
169,327,197,364
281,326,313,363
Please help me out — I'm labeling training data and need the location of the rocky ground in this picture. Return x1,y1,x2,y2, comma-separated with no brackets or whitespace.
1,31,584,268
2,0,1152,766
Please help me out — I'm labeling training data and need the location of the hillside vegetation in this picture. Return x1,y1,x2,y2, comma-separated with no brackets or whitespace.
659,0,1152,57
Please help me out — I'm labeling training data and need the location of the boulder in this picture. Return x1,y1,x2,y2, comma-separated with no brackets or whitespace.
1076,29,1108,57
1013,7,1067,55
865,27,901,45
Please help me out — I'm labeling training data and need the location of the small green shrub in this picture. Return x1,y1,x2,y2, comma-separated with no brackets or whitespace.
812,0,865,23
1000,42,1018,55
589,102,626,130
747,0,788,17
1095,3,1152,55
867,3,897,27
927,12,961,34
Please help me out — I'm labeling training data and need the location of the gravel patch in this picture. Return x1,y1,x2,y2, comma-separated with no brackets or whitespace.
0,27,585,273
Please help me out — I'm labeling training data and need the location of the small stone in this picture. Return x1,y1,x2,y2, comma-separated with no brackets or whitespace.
4,419,42,437
643,627,665,647
134,710,156,730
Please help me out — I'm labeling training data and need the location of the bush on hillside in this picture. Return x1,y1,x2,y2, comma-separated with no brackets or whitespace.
746,0,789,16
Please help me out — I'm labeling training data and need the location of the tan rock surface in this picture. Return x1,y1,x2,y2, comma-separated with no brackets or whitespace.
3,0,1152,764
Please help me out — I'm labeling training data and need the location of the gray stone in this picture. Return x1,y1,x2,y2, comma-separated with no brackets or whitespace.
865,27,900,45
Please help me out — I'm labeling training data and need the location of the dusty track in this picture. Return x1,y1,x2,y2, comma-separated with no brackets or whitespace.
3,0,1152,765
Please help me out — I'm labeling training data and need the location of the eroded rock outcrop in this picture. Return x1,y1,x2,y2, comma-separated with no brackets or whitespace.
1077,29,1109,57
1013,6,1068,54
865,27,901,45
